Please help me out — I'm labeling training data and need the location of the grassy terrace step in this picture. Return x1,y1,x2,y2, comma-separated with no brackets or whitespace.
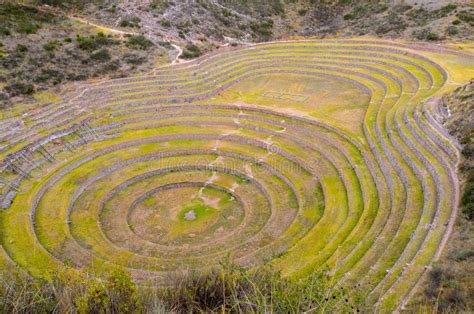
0,39,471,311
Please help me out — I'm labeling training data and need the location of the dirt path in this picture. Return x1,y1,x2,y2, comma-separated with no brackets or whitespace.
69,15,184,68
170,43,183,65
69,15,139,37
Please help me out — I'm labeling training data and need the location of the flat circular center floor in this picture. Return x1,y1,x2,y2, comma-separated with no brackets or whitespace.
129,185,244,245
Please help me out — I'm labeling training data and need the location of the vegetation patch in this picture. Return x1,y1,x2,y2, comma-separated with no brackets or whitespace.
126,35,154,50
181,42,203,59
0,263,365,312
0,2,57,35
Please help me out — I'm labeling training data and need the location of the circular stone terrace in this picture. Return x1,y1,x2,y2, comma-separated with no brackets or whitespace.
0,39,472,312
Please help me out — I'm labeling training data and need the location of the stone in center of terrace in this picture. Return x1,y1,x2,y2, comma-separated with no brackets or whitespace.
184,210,197,221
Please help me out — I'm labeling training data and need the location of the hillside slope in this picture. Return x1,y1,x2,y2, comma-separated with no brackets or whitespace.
1,0,473,107
413,80,474,311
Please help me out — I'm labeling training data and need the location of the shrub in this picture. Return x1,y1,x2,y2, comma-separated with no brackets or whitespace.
90,48,111,62
344,13,355,21
407,7,432,26
439,4,457,17
16,44,28,53
101,60,120,73
0,26,11,36
43,40,60,51
158,41,172,49
76,33,118,51
76,34,97,51
0,3,55,35
0,1,49,35
457,11,474,24
119,20,130,27
17,20,40,34
375,12,407,34
222,8,231,17
344,12,355,20
5,81,34,96
451,249,474,262
250,19,274,39
0,91,8,103
106,4,116,13
75,280,110,313
34,68,63,84
119,17,141,28
423,266,467,311
96,32,119,45
123,53,146,65
461,169,474,220
160,19,171,27
373,3,389,14
181,43,202,59
412,28,440,41
106,269,139,313
446,25,459,36
0,272,56,312
126,35,154,50
426,32,440,41
298,8,308,16
343,3,386,20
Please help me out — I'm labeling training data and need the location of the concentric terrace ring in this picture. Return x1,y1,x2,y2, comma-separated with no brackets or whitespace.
1,40,468,312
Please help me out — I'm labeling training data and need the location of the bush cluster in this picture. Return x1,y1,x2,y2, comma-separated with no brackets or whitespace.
422,266,469,311
0,3,56,36
250,19,274,39
407,4,457,26
76,32,119,51
126,35,154,50
457,11,474,25
412,28,440,41
0,267,138,313
4,81,35,96
43,40,60,52
461,169,474,220
0,263,367,313
181,42,203,59
344,3,388,20
119,17,141,28
89,48,112,62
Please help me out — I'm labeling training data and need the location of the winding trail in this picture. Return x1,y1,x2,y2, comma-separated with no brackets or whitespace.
170,43,183,65
68,15,139,37
68,15,184,68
